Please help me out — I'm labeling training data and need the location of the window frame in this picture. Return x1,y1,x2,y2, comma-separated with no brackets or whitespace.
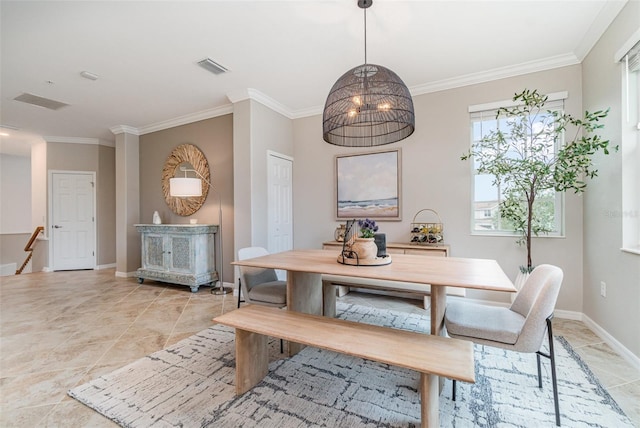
468,93,567,238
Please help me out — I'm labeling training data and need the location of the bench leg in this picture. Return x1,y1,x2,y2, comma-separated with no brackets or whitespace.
235,328,268,395
420,372,439,428
322,281,337,318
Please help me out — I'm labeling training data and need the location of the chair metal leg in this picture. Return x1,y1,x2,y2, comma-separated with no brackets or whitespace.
280,339,284,354
452,379,456,401
237,278,244,308
547,316,561,426
536,315,561,426
537,353,542,388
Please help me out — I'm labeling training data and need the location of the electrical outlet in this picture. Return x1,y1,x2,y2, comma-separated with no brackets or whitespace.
600,281,607,297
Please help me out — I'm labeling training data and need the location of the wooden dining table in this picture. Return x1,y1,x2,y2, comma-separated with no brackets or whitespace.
232,248,516,354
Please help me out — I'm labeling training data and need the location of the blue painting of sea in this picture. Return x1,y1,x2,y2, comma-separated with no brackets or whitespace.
338,197,398,218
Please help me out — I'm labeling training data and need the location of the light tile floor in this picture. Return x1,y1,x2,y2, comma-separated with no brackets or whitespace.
1,269,638,427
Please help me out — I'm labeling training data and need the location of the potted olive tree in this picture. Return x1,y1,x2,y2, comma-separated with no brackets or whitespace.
462,89,614,285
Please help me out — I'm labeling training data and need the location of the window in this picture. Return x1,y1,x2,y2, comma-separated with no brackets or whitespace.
618,36,640,254
468,93,565,235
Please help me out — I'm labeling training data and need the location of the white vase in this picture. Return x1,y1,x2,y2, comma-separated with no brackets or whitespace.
351,238,378,260
152,211,162,225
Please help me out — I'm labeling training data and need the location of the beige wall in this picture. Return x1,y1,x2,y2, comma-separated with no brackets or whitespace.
98,145,116,266
249,100,294,249
139,115,234,284
0,154,31,234
232,99,295,254
582,0,640,358
293,64,587,309
47,142,116,268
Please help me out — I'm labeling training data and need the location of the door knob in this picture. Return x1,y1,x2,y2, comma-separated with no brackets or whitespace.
53,225,62,228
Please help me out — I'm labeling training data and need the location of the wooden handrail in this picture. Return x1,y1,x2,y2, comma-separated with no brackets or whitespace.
16,226,44,275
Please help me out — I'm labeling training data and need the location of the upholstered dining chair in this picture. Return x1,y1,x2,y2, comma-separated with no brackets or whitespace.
444,264,564,426
237,246,287,352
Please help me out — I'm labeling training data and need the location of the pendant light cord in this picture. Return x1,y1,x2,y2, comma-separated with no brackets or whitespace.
363,6,367,65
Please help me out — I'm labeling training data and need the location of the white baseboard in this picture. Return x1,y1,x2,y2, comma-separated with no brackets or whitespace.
553,308,583,321
0,263,17,276
115,271,138,278
582,313,640,372
96,263,116,270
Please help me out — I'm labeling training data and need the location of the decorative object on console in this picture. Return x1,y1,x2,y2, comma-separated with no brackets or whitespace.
351,238,378,260
410,209,444,246
374,233,387,257
152,211,162,225
337,219,390,266
335,149,401,220
334,224,347,242
322,0,414,147
162,144,210,216
168,145,231,296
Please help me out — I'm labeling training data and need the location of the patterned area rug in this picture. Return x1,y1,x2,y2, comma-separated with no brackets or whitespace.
69,303,633,427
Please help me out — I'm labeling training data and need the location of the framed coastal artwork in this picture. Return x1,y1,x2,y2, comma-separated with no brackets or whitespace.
335,149,401,221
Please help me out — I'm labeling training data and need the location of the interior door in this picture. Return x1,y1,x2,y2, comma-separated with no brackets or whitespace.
267,152,293,265
51,172,96,270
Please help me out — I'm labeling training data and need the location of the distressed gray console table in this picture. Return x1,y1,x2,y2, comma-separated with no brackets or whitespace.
135,224,218,292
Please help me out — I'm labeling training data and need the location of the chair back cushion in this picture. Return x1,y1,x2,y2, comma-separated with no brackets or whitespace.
510,264,563,352
238,246,269,260
242,266,279,290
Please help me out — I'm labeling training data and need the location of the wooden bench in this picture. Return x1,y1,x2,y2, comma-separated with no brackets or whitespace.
214,304,475,428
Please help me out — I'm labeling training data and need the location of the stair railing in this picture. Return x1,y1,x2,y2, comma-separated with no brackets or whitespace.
16,226,44,274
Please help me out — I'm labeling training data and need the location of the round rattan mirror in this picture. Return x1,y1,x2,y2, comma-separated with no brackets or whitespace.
162,144,210,216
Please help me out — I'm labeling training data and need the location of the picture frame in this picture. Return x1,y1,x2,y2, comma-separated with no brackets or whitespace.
335,149,402,221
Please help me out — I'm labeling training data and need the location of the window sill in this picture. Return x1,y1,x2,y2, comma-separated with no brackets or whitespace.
470,232,565,239
621,247,640,255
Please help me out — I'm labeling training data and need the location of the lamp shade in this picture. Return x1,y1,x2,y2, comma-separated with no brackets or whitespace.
169,177,202,197
323,63,415,147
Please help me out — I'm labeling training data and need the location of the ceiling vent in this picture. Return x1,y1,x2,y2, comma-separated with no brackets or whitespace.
14,93,69,110
197,58,228,75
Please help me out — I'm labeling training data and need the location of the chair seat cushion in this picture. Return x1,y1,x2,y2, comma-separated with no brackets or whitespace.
247,280,286,305
445,301,525,345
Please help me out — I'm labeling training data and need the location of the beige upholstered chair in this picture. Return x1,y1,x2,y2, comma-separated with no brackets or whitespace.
237,247,287,352
444,264,564,426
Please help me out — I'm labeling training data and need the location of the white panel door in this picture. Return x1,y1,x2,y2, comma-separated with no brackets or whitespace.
267,152,293,259
52,172,96,270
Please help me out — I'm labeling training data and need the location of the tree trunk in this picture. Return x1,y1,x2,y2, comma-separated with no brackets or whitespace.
526,187,535,271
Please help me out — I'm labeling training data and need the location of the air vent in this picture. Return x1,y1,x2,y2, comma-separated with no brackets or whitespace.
197,58,228,75
14,93,69,110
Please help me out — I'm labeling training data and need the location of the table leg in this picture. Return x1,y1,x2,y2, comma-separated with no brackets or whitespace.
235,329,268,395
322,280,337,318
287,271,323,355
420,372,438,428
430,285,447,392
430,285,446,336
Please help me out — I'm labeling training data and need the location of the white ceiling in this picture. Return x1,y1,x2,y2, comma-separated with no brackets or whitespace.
0,0,629,156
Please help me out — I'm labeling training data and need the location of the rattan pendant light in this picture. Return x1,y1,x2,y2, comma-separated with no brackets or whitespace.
322,0,415,147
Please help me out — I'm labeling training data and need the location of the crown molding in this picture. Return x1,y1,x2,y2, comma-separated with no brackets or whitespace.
138,104,233,135
42,136,114,147
410,53,581,97
109,125,140,136
227,88,293,119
